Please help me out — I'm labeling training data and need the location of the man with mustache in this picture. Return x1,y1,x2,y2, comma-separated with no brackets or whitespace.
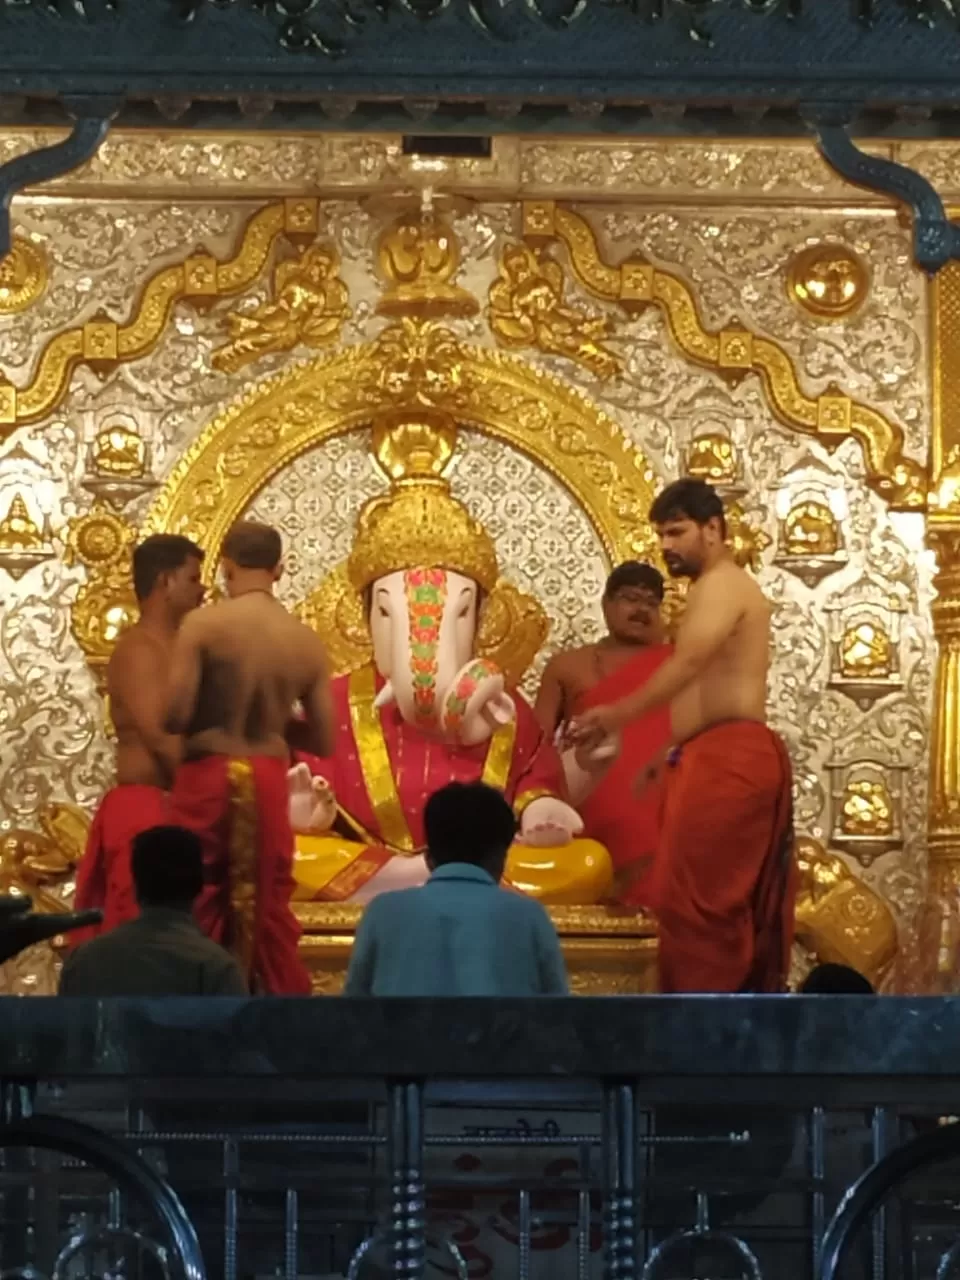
164,520,334,994
535,562,672,905
73,534,205,943
571,478,795,993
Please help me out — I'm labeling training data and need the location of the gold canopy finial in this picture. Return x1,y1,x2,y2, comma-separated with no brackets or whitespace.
347,411,499,594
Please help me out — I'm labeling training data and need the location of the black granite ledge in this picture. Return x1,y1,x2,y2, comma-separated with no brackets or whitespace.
0,997,957,1096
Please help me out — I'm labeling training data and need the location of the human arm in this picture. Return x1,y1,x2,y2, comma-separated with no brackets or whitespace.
533,907,569,995
342,901,381,996
163,613,204,736
110,636,183,785
533,655,566,736
572,575,743,738
287,641,335,758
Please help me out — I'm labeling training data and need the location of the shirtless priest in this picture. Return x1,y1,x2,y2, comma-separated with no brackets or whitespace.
164,521,334,995
535,562,672,905
73,534,205,942
571,479,795,994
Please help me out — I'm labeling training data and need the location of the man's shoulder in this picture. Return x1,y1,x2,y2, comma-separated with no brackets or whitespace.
108,624,158,669
545,645,595,675
66,918,139,964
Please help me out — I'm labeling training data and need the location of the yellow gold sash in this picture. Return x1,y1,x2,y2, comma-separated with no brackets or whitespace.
348,664,518,855
226,757,257,985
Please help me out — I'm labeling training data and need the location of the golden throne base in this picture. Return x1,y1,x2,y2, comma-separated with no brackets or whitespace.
295,904,659,995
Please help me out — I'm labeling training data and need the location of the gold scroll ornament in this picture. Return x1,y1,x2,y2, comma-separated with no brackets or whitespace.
0,199,321,436
520,201,926,511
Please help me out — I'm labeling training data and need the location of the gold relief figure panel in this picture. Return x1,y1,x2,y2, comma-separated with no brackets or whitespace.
213,242,350,374
487,242,621,379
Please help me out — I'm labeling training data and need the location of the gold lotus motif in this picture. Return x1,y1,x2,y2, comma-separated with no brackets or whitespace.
0,238,47,315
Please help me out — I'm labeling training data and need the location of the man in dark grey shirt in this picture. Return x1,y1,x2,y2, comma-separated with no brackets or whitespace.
59,825,247,996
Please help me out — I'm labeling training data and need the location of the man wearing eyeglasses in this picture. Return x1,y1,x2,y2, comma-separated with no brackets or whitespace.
534,562,672,905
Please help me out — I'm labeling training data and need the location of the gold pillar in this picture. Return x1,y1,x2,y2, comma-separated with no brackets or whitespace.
928,260,960,896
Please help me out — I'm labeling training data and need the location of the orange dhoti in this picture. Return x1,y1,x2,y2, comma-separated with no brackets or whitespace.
650,720,795,994
168,756,311,996
72,784,168,945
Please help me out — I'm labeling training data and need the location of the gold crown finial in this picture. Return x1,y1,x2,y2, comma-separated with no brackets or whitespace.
347,412,498,594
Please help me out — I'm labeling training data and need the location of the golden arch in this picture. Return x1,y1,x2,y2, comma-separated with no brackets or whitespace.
144,319,660,569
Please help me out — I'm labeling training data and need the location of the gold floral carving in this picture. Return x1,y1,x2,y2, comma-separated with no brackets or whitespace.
0,802,89,915
143,319,659,570
0,199,318,433
295,901,659,995
64,506,138,694
212,243,350,373
487,243,620,378
793,836,898,987
521,201,926,511
0,238,47,315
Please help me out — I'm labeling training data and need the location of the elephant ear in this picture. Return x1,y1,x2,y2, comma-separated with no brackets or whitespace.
476,580,549,690
297,561,373,678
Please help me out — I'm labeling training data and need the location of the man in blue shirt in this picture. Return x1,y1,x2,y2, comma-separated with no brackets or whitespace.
343,782,569,997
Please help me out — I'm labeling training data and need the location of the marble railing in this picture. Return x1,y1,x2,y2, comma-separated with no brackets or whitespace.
2,996,960,1279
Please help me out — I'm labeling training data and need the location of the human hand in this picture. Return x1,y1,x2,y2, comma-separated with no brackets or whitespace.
567,704,623,746
288,762,337,833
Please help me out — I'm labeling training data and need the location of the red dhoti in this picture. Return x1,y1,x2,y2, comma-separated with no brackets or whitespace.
72,784,168,945
168,756,311,996
650,720,795,994
575,645,672,906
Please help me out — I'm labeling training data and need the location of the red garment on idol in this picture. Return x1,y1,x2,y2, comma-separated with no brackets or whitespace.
168,755,311,996
574,645,673,906
650,720,795,994
296,670,565,847
72,784,168,945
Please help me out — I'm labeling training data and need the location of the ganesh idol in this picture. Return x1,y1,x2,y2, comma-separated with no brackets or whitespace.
288,411,612,905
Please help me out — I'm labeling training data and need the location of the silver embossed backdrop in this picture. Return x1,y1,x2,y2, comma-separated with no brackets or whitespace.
0,132,944,991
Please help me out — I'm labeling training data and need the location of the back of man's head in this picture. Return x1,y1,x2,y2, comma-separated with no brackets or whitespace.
132,826,204,909
221,520,282,571
800,963,875,995
424,782,517,879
